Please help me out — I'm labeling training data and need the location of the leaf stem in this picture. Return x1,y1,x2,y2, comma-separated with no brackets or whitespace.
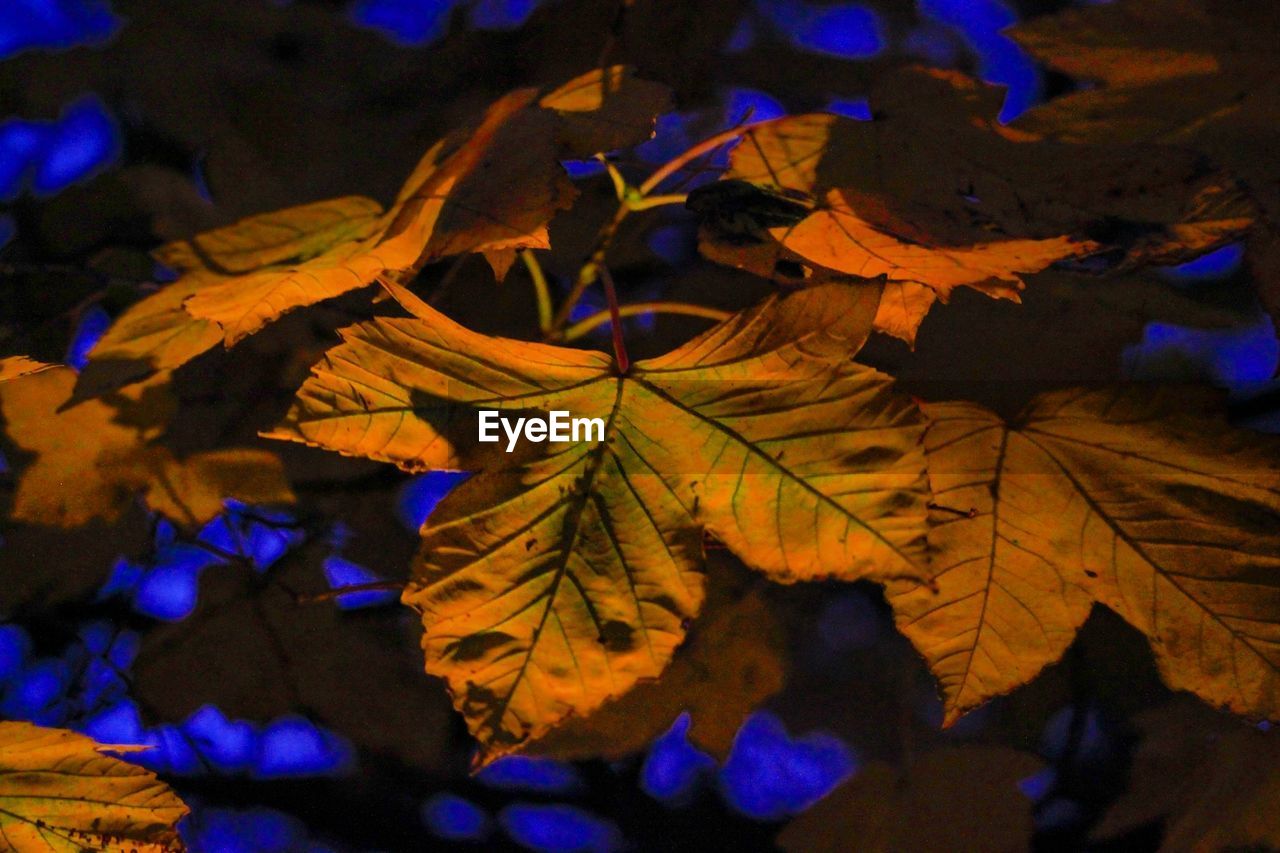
637,121,759,195
293,581,406,605
520,249,554,334
559,301,731,342
625,193,688,211
598,265,629,374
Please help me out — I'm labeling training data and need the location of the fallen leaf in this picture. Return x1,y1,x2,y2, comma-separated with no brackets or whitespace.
777,746,1043,853
701,68,1253,343
0,721,188,852
180,67,669,346
1,368,293,527
267,282,929,759
889,386,1280,725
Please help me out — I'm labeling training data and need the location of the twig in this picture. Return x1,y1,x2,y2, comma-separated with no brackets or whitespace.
598,265,629,374
293,581,406,605
520,249,554,335
559,301,731,342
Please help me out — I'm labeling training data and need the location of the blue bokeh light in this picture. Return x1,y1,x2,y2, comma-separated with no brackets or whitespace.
256,717,355,778
917,0,1039,122
824,97,872,121
757,0,883,60
725,88,786,125
0,0,119,59
499,803,621,853
1159,242,1245,282
198,501,304,571
477,754,581,794
0,97,121,199
395,471,469,531
718,711,856,820
1122,314,1279,391
349,0,459,45
421,793,491,842
641,712,716,803
0,215,14,249
323,557,399,610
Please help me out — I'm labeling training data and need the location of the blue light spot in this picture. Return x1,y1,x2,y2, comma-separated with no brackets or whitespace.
0,119,48,199
1017,766,1056,802
82,699,146,744
182,806,309,853
0,0,119,60
499,803,621,853
32,96,120,194
142,724,203,775
255,717,353,778
133,545,220,621
470,0,540,30
0,625,32,686
422,793,490,842
917,0,1040,122
903,22,963,66
395,471,469,531
1122,314,1280,391
561,159,607,179
478,755,581,794
322,557,399,610
641,712,716,803
725,88,786,125
784,3,884,59
1159,242,1244,282
65,304,111,370
2,659,72,723
184,706,258,773
349,0,459,46
824,97,871,121
718,711,856,820
636,111,696,167
198,502,303,570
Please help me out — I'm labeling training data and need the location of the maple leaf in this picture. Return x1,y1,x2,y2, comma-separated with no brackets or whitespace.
0,367,293,528
777,746,1044,853
169,67,668,347
266,281,929,759
0,721,188,852
889,387,1280,726
1009,0,1280,335
698,67,1253,344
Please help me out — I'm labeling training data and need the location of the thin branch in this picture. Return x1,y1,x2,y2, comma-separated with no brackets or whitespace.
625,193,688,211
638,119,764,196
293,581,406,605
520,249,554,334
559,301,731,342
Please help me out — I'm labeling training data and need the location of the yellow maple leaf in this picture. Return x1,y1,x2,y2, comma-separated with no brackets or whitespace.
0,721,188,852
266,281,929,759
890,387,1280,725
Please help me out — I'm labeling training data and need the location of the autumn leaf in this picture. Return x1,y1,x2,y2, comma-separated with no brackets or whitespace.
0,721,188,852
267,281,929,759
0,367,293,527
777,747,1044,853
889,386,1280,726
1010,0,1280,336
175,67,668,347
699,67,1253,343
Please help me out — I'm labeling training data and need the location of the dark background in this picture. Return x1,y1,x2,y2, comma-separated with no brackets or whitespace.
1,1,1278,851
